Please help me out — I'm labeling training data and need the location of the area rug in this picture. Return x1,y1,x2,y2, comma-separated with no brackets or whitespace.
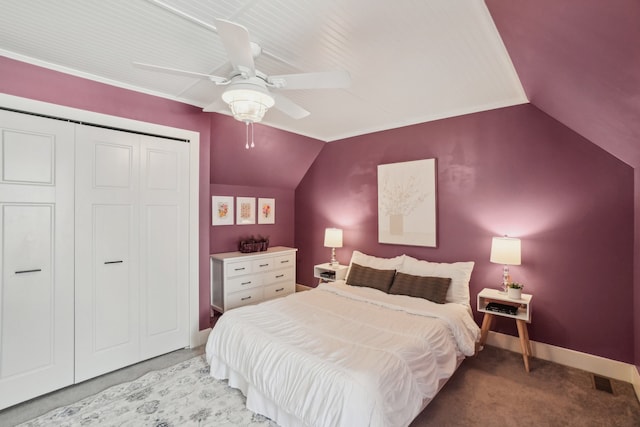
19,356,278,427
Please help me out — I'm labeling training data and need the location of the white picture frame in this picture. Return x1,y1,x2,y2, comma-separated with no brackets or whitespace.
258,198,275,224
211,196,234,226
236,197,256,225
377,158,437,247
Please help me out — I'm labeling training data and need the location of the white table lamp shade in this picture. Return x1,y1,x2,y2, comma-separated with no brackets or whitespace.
324,228,343,248
490,236,521,265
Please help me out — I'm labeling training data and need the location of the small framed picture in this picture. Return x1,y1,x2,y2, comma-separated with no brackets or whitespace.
258,198,275,224
236,197,256,225
212,196,234,226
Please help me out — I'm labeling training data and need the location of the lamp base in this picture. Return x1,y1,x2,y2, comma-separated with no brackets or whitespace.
329,247,338,267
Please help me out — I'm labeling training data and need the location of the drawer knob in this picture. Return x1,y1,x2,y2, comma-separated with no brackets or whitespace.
275,287,285,292
275,274,284,278
241,296,252,301
259,263,269,267
241,281,251,285
280,260,289,264
234,267,246,271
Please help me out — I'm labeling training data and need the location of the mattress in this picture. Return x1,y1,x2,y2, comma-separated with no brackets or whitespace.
206,281,480,427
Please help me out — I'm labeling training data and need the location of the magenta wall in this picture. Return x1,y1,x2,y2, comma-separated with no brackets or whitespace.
210,184,295,254
295,104,634,363
0,57,213,329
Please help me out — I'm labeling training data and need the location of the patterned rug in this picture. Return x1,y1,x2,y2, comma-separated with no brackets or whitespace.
19,356,278,427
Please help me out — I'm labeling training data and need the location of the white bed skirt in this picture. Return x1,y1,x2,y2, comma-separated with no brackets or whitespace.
209,352,465,427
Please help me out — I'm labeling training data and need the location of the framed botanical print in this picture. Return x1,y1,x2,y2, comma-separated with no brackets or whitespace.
211,196,234,226
236,197,256,225
258,198,275,224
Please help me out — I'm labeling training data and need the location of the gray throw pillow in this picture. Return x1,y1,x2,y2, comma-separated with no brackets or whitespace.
346,263,396,293
389,272,451,304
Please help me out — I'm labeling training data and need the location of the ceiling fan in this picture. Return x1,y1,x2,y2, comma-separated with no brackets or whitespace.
134,18,351,124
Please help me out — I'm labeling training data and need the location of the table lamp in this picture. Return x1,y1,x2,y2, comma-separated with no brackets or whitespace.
490,236,521,292
324,228,343,267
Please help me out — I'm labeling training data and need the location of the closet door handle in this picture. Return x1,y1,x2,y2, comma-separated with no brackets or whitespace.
15,269,42,274
104,260,124,265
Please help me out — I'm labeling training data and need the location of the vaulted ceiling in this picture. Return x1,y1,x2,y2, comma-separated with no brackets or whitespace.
1,0,638,170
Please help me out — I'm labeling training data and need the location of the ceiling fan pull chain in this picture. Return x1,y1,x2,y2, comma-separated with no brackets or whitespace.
251,122,255,148
245,121,250,149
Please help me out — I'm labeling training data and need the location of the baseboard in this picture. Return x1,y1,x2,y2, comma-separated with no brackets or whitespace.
191,327,211,348
632,365,640,400
486,331,639,400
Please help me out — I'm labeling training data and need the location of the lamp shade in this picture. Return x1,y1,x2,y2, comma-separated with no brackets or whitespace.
324,228,343,248
490,236,521,265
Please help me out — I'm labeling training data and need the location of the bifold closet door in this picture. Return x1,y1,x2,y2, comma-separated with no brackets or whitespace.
75,126,189,381
0,110,74,409
75,126,140,382
139,135,189,359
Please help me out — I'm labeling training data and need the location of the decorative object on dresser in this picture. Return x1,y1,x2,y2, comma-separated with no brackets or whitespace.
477,287,533,372
257,198,275,224
210,246,297,312
377,158,437,247
490,235,521,292
212,196,235,226
323,227,343,266
236,197,256,225
238,235,269,253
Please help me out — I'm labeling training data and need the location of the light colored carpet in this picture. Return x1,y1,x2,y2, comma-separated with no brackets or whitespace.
17,355,276,427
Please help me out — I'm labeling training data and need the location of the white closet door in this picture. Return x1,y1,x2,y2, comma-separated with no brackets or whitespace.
139,135,189,358
0,110,74,409
75,125,140,382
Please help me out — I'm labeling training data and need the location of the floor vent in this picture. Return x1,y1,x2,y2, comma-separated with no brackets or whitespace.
592,374,614,394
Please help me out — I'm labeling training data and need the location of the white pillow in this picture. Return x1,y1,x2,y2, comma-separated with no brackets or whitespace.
400,256,474,305
347,250,405,276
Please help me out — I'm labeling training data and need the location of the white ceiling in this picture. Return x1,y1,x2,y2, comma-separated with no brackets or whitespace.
0,0,527,142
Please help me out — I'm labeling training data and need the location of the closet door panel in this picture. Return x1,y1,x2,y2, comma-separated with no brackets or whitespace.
139,137,189,358
75,126,139,382
2,205,53,376
0,110,74,410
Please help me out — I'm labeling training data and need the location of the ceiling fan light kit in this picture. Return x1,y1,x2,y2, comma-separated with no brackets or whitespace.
221,79,275,123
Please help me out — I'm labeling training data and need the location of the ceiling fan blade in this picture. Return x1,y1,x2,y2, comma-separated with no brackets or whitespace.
271,93,310,119
202,98,228,113
214,18,256,76
269,70,351,90
133,62,227,83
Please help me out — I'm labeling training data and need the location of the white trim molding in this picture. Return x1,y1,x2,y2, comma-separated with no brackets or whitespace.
485,331,640,401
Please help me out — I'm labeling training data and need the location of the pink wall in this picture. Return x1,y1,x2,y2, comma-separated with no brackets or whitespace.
0,56,213,330
295,104,635,363
210,184,295,254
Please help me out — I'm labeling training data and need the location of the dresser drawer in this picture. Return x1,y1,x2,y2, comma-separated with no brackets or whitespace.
252,258,274,272
227,274,263,293
226,288,263,310
274,253,295,269
264,282,295,300
227,260,252,277
263,267,294,286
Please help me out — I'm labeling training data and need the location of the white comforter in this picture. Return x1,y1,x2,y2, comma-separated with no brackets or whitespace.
206,282,480,427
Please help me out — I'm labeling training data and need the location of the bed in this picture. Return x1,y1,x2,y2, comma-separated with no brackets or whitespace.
205,251,480,427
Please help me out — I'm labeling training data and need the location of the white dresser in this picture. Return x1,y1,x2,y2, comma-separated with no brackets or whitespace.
210,246,297,312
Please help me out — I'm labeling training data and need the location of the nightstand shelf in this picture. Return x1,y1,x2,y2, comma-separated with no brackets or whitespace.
477,288,533,372
313,263,348,284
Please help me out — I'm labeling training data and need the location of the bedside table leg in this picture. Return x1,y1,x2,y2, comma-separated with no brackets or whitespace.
516,319,531,372
479,313,494,346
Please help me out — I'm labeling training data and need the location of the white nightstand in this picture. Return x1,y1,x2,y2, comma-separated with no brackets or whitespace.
313,263,348,284
477,288,533,372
